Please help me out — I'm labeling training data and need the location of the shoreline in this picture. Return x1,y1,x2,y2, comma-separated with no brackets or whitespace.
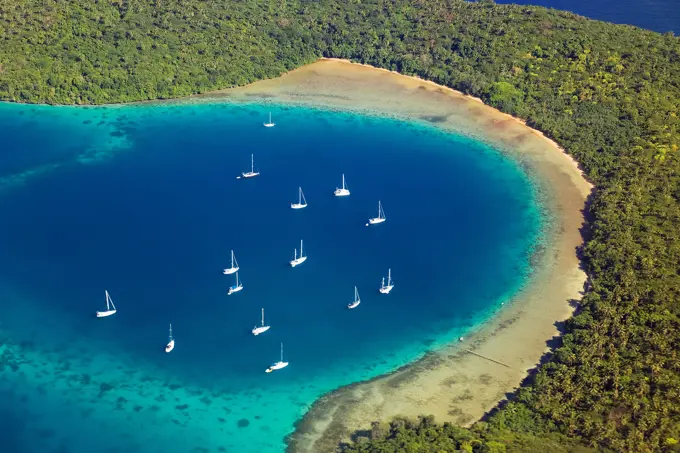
0,58,592,452
198,59,592,452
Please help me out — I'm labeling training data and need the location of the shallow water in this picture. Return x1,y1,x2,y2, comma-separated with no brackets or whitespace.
0,102,542,453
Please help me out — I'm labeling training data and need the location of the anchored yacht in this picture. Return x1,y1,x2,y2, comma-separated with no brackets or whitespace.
334,174,350,197
96,290,117,318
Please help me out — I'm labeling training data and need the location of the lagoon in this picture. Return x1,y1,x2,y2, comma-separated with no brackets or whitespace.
0,102,541,453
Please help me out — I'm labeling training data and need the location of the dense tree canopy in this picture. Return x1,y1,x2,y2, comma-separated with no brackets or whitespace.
2,0,680,452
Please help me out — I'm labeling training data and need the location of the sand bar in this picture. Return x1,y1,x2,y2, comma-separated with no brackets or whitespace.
199,59,593,452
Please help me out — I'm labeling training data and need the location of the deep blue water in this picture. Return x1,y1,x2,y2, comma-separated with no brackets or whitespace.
494,0,679,33
0,102,541,453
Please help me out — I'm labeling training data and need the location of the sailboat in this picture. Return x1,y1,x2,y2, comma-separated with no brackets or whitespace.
252,308,271,335
290,187,308,209
334,174,350,197
366,200,386,226
240,154,260,179
379,268,394,294
228,271,244,295
165,324,175,353
289,239,307,267
96,290,117,317
265,342,289,373
223,250,239,275
263,112,275,128
348,286,361,309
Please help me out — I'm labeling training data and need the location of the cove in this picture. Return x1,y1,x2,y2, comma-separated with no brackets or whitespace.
0,101,542,453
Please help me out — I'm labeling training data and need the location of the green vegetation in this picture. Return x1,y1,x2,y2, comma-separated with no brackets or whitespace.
341,416,597,453
0,0,320,103
2,0,680,452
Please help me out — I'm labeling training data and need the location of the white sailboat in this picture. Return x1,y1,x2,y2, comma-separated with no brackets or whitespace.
348,286,361,309
252,308,271,335
165,324,175,353
334,174,350,197
263,112,275,128
265,342,289,373
228,271,244,295
290,187,308,209
379,268,394,294
223,250,239,275
366,200,386,226
96,290,117,318
289,239,308,267
240,154,260,179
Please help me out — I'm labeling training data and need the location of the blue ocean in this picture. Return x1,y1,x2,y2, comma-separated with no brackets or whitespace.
0,102,541,453
494,0,678,33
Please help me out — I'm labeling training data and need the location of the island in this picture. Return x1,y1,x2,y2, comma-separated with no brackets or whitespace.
1,1,678,453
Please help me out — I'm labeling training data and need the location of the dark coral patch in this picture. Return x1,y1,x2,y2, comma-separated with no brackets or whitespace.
98,382,114,396
237,418,249,428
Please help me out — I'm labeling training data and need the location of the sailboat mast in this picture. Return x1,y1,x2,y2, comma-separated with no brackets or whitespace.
280,342,283,361
169,324,173,340
342,174,346,190
261,308,265,327
301,239,304,256
251,154,254,173
231,250,235,268
105,290,109,310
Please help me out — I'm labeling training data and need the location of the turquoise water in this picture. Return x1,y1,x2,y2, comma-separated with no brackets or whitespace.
0,102,542,453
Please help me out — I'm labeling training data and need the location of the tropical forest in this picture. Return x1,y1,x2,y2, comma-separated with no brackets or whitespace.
1,0,679,452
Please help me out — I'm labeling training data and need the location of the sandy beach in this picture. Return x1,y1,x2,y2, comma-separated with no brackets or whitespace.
198,58,593,453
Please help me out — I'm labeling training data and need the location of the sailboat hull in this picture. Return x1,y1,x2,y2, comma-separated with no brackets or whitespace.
379,285,394,294
223,267,239,275
266,361,289,373
165,339,175,353
334,189,350,197
252,325,271,335
290,203,307,209
96,310,116,318
348,301,361,309
368,217,386,225
228,285,243,295
242,172,260,178
263,123,275,128
290,256,307,267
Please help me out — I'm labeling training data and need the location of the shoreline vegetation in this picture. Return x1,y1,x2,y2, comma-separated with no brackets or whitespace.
2,1,680,452
211,58,591,453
